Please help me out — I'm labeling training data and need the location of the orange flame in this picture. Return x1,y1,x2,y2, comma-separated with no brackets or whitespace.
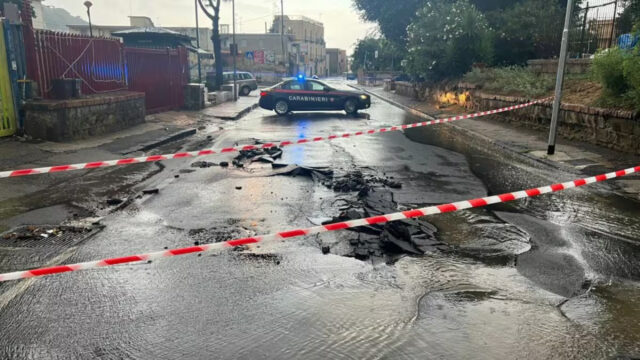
438,91,469,106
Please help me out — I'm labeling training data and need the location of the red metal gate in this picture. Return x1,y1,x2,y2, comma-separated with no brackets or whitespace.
32,30,127,98
125,47,188,113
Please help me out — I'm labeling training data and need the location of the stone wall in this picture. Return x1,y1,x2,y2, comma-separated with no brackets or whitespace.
527,59,592,75
357,70,400,86
24,92,145,142
468,92,640,154
395,81,417,98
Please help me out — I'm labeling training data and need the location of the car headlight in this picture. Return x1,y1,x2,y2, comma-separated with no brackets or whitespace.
360,94,368,100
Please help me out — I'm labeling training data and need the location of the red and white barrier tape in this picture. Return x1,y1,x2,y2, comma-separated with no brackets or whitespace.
0,164,636,282
0,98,549,178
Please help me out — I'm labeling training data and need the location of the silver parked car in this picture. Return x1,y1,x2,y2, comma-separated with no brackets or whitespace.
207,71,258,96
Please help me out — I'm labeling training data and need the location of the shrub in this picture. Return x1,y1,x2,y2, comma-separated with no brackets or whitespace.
591,48,628,96
591,46,640,110
622,47,640,106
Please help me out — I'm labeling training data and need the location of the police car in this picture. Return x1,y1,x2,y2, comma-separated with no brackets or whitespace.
259,77,371,116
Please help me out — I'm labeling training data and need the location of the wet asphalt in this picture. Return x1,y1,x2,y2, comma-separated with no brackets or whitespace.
1,80,639,359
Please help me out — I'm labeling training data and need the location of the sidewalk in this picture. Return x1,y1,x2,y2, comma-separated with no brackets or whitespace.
0,108,219,232
357,85,640,199
203,93,259,120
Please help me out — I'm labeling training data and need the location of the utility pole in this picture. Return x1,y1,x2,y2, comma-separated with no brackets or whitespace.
547,0,574,155
280,0,286,73
195,0,202,83
232,0,237,101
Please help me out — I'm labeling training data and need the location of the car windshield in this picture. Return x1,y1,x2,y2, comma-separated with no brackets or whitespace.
6,0,639,359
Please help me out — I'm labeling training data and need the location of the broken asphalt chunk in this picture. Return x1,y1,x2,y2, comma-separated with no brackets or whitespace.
191,161,217,168
270,164,333,181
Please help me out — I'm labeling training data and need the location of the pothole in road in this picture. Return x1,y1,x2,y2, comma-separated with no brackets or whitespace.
186,225,253,245
320,187,446,263
230,252,282,265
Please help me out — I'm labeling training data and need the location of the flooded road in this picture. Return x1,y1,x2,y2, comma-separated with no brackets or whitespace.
1,81,639,359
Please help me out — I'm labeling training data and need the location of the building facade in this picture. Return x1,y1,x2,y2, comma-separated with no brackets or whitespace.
220,33,293,64
167,27,213,52
271,15,325,77
325,48,347,77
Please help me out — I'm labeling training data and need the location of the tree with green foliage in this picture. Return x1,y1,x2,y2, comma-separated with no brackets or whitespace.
470,0,572,11
352,0,571,46
351,37,404,72
618,0,640,34
352,0,424,45
353,0,578,81
487,0,565,65
405,0,493,82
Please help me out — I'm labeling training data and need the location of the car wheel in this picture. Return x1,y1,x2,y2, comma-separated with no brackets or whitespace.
344,98,358,115
241,86,251,96
275,100,289,116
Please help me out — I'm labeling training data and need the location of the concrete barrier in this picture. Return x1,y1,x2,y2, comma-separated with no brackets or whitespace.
24,91,145,142
208,91,233,105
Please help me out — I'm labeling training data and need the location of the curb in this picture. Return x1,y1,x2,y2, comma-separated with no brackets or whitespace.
352,84,564,170
354,85,639,200
123,128,197,155
349,84,436,120
216,102,259,120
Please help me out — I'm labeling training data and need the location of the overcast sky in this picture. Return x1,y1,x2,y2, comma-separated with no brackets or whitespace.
44,0,376,53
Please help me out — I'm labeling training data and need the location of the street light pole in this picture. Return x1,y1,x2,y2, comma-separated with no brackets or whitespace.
547,0,574,155
84,1,93,37
195,0,202,83
232,0,237,101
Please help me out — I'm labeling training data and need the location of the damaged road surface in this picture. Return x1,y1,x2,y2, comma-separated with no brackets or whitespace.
319,175,444,262
1,80,640,359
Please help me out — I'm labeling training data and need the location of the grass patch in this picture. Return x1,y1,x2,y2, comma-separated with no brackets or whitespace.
463,66,556,98
462,66,626,109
